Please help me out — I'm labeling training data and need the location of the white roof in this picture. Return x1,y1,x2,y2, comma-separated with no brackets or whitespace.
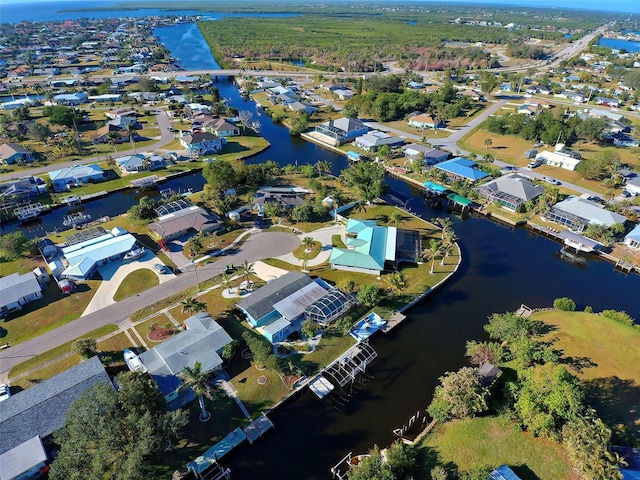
535,151,581,168
553,196,627,227
385,226,397,261
273,281,328,320
0,436,47,480
0,272,41,309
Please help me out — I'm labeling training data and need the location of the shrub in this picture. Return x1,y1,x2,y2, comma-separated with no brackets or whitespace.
553,297,576,311
600,309,635,327
72,338,97,360
584,305,593,313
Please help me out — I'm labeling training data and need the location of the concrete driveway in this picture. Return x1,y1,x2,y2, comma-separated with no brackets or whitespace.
81,252,174,316
275,224,344,268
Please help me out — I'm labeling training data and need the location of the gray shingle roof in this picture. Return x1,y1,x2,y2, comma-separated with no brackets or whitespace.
0,356,111,454
480,173,544,202
237,271,313,321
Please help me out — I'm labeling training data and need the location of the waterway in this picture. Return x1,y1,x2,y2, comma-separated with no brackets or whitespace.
598,37,640,53
3,17,640,478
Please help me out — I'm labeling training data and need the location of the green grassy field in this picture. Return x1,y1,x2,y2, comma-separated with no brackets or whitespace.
113,268,159,302
419,414,578,479
535,310,640,446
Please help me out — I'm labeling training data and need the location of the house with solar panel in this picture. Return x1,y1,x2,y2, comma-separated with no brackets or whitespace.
433,157,489,183
236,271,354,343
329,218,422,276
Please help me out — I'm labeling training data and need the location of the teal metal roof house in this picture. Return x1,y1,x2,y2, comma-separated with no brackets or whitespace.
434,157,489,182
329,219,400,276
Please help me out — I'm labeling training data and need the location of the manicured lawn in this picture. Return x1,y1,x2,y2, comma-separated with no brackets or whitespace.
292,240,322,260
12,356,81,391
290,325,356,376
0,256,41,275
1,279,101,346
535,310,640,445
97,331,136,367
382,120,448,138
332,234,346,248
113,268,159,301
133,314,173,344
8,324,117,379
458,129,620,196
419,414,577,479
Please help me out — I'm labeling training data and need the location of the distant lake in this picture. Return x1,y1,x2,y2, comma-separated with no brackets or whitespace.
0,1,297,24
598,37,640,53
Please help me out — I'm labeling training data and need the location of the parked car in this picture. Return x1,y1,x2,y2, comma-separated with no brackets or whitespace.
254,217,263,229
524,149,538,159
153,263,169,274
527,160,541,169
542,176,561,185
0,383,10,402
621,190,631,198
533,141,544,148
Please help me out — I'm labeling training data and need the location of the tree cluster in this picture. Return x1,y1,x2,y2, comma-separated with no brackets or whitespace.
0,231,39,260
482,109,580,146
506,42,546,60
346,442,419,480
341,161,387,203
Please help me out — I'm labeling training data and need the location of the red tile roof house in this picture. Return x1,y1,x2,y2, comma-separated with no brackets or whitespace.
0,142,35,165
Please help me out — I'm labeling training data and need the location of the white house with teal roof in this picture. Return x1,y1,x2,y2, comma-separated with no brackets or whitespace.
330,219,395,276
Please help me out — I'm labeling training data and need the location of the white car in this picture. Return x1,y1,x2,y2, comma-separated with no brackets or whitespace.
542,176,561,185
0,383,10,402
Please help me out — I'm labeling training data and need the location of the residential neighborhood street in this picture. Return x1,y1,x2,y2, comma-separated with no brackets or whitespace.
0,230,299,382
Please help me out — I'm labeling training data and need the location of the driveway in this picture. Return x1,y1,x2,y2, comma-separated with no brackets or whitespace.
82,251,174,316
275,224,344,267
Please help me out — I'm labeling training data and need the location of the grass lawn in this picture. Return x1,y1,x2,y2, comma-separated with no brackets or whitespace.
11,355,82,391
1,279,101,346
292,240,322,260
382,120,449,139
97,331,136,367
534,310,640,445
133,314,173,344
8,324,117,379
419,414,577,479
290,324,356,376
113,268,159,302
332,234,346,248
458,129,621,196
0,256,41,276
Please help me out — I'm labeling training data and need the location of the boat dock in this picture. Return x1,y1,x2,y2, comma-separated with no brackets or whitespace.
244,413,274,444
79,191,108,202
380,312,407,333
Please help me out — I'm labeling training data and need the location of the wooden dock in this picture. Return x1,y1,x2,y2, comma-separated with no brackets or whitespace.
380,312,407,333
244,413,274,444
80,191,108,202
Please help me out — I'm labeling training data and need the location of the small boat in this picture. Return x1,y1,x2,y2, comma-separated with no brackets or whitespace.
124,349,145,372
62,212,92,228
14,203,44,221
123,247,146,261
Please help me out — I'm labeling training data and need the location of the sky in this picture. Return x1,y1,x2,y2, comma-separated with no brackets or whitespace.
1,0,638,14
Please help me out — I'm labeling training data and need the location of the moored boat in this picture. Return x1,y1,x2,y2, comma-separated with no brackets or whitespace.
123,247,146,261
124,349,145,372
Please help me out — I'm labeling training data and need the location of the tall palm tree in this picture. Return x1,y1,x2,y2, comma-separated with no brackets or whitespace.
126,123,137,154
315,160,330,177
484,138,493,149
302,236,315,252
422,248,437,275
180,297,206,315
238,260,255,285
221,272,233,295
180,361,215,422
432,217,453,241
354,202,367,219
440,242,454,266
301,251,310,272
385,271,407,299
106,130,120,156
389,212,405,228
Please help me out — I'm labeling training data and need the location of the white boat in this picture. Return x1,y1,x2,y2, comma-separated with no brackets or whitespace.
14,203,44,221
62,212,92,227
123,247,146,261
124,349,145,372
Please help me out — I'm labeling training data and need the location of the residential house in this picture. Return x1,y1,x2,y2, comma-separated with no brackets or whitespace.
0,142,35,165
407,81,424,89
475,173,544,212
434,157,489,182
0,357,111,480
186,103,211,116
402,143,450,165
116,153,166,173
555,90,586,103
535,150,581,171
149,202,222,241
180,132,225,156
329,218,421,276
105,108,136,120
595,97,621,107
625,177,640,196
547,196,627,232
89,93,123,103
624,224,640,249
48,164,104,192
287,101,317,115
252,186,309,216
0,176,42,202
203,118,240,137
107,115,141,130
61,227,137,280
92,124,129,144
52,91,88,106
613,134,640,147
0,272,43,315
489,465,522,480
353,131,404,152
136,313,232,405
315,118,369,145
333,88,354,100
236,271,352,343
408,114,444,130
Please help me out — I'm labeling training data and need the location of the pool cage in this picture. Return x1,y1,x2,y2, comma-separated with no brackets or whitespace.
304,289,355,326
475,186,524,212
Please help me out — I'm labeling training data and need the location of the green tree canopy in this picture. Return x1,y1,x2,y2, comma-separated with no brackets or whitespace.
42,105,83,128
50,372,188,480
357,284,382,308
484,311,533,342
427,367,489,422
341,161,386,203
202,158,238,192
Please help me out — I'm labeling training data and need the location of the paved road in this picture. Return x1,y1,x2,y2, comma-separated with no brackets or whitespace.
0,109,173,183
0,231,299,381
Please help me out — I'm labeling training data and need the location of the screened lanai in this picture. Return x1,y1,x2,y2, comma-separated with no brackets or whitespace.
304,290,355,326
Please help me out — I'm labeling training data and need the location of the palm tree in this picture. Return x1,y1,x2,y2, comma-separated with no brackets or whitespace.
180,297,207,315
106,130,120,156
126,123,137,154
354,202,367,219
440,242,454,266
221,272,233,295
180,361,215,422
301,251,310,272
432,217,453,241
302,236,315,252
422,248,437,275
141,156,151,171
238,260,255,284
385,271,407,299
484,138,493,149
389,212,405,228
315,160,330,177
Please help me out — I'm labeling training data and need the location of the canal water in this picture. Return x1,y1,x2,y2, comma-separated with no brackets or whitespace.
3,16,639,477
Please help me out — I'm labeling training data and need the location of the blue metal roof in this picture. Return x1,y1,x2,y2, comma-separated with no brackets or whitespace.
423,181,448,193
435,158,489,181
489,465,522,480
